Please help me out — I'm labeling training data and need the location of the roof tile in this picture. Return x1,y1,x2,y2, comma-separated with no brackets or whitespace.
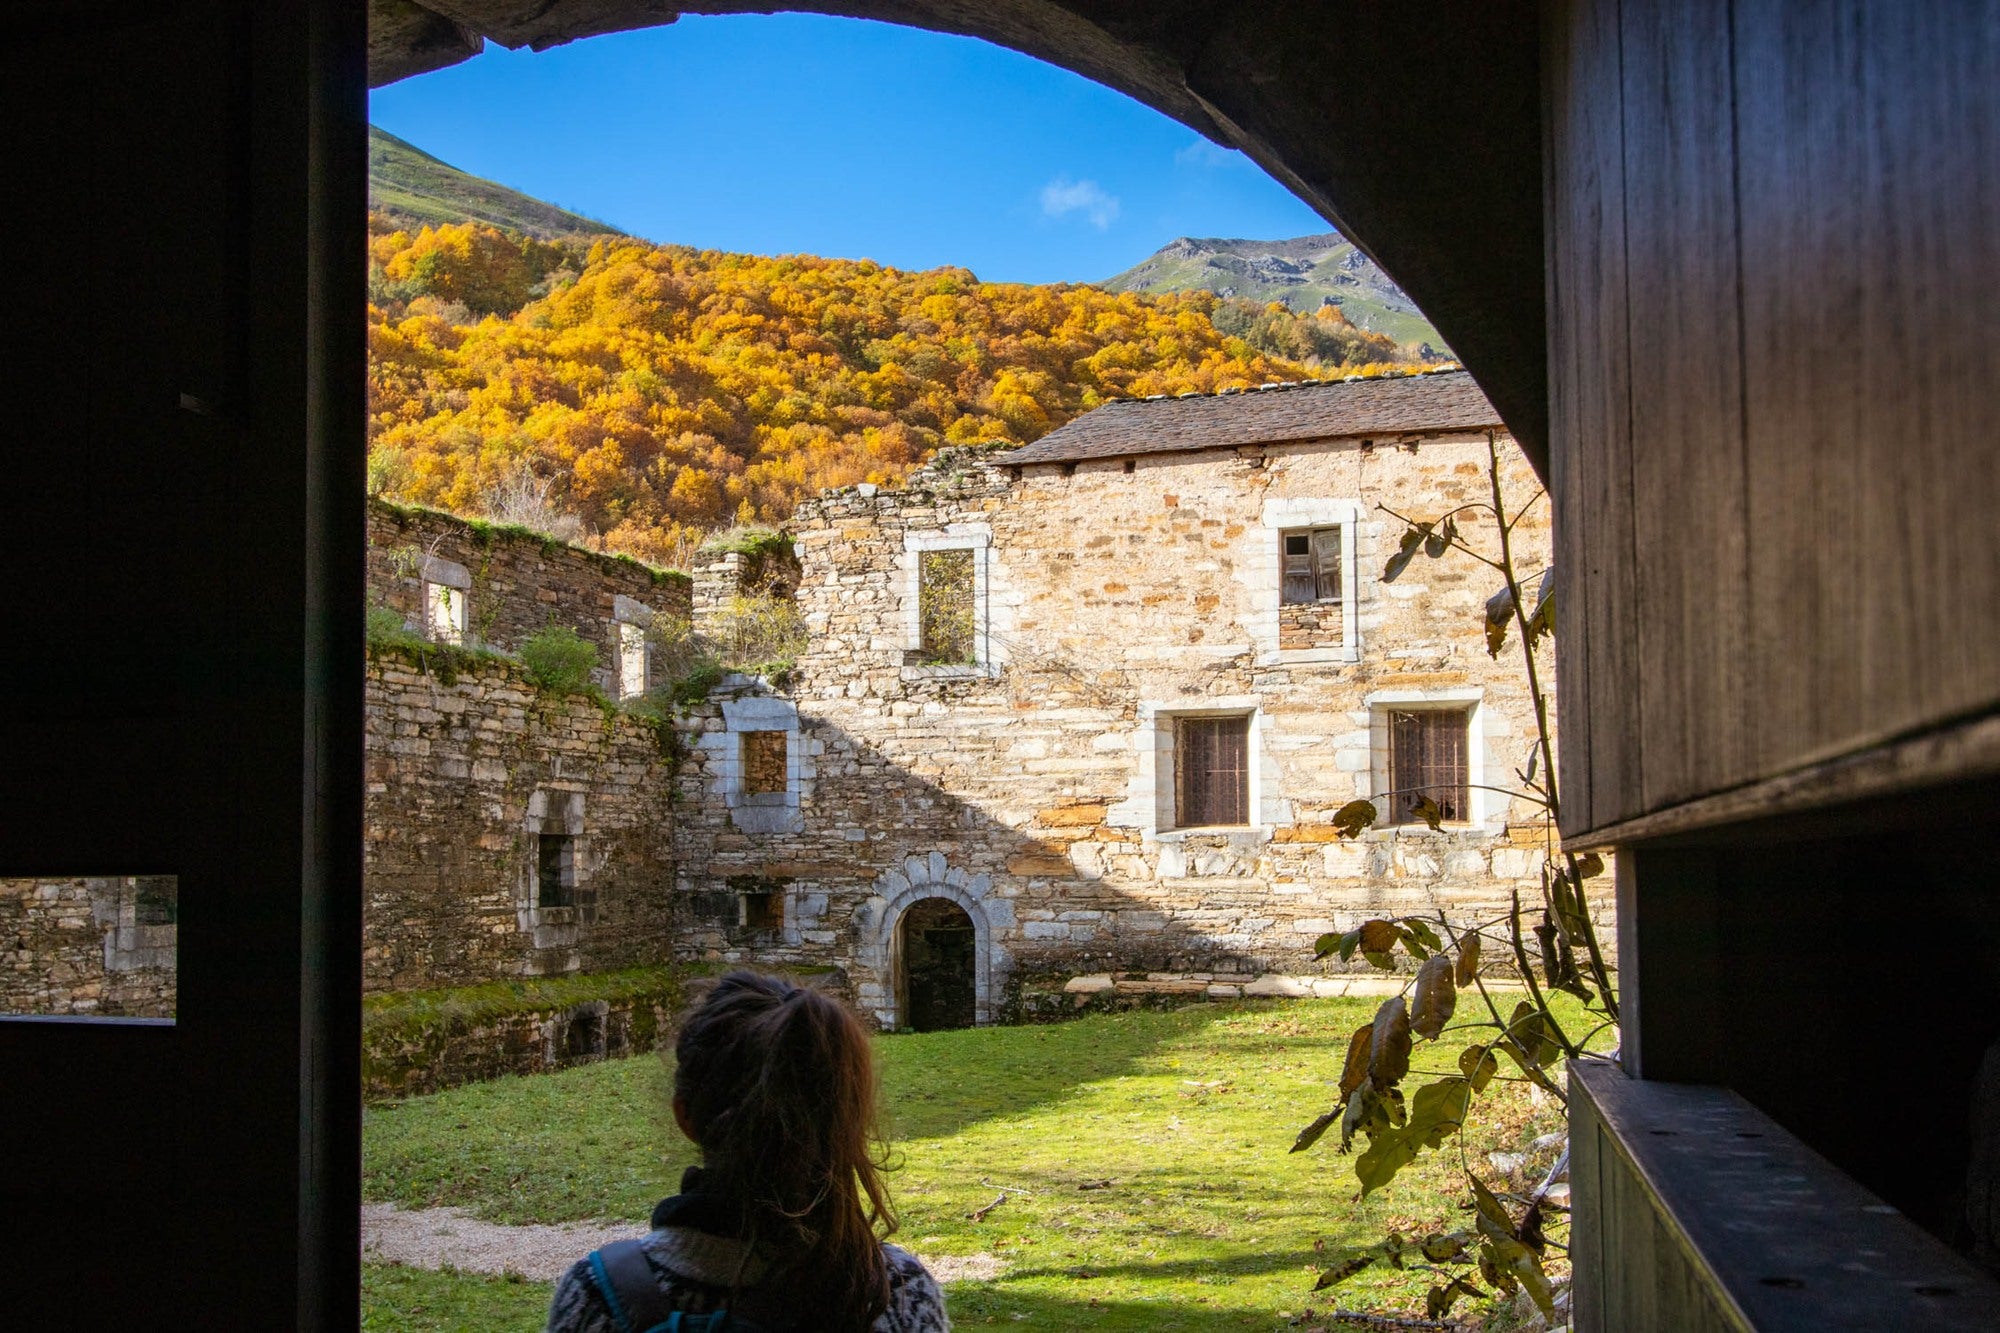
994,369,1501,465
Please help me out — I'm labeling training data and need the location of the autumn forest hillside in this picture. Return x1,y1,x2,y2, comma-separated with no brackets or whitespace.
367,213,1443,566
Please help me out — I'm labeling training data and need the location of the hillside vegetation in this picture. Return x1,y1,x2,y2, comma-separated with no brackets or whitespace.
1104,233,1443,351
367,218,1437,565
368,126,622,241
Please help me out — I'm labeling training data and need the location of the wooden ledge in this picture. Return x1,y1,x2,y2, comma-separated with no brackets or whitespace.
1562,708,2000,852
1571,1060,2000,1330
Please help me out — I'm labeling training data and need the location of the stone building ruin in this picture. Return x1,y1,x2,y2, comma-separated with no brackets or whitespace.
6,370,1574,1034
673,369,1574,1026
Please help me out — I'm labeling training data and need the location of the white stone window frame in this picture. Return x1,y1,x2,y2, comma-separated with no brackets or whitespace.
707,695,810,834
614,595,654,700
421,555,471,647
1364,687,1494,832
1110,697,1293,841
901,524,999,680
520,789,590,947
1247,498,1362,666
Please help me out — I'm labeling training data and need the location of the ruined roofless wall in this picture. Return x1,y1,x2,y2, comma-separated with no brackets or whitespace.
673,437,1591,1026
363,650,678,992
366,500,692,668
1,877,176,1018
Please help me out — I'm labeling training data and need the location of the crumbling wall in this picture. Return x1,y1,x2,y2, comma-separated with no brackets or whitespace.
364,649,678,991
0,877,176,1017
366,499,691,682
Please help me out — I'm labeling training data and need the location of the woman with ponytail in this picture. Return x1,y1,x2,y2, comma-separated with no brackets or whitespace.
545,971,949,1333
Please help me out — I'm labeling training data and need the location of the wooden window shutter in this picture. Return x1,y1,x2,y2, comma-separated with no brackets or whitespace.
1280,532,1315,605
1175,716,1250,827
1389,710,1470,824
1311,527,1342,602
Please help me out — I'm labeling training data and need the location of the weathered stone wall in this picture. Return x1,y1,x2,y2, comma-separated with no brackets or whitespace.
1,877,176,1017
361,992,677,1101
675,436,1600,1027
366,499,691,692
690,537,801,626
364,649,678,992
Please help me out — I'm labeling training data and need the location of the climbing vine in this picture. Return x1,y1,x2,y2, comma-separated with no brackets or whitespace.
1292,433,1616,1326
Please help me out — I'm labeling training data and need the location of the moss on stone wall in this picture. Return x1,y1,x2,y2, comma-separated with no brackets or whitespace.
360,964,693,1101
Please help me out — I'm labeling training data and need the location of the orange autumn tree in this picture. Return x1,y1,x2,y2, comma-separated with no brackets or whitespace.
366,216,1439,563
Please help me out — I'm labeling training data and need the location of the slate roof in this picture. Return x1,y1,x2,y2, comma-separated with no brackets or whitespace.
992,368,1502,466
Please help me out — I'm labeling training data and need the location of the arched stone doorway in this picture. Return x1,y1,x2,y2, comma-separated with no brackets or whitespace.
899,897,977,1032
855,854,1005,1029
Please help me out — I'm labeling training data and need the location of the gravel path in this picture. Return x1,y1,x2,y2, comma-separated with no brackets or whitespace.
363,1203,639,1281
362,1203,1007,1287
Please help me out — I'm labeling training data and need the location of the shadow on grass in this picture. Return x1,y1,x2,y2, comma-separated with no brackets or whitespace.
947,1283,1299,1331
876,1003,1244,1142
997,1249,1324,1283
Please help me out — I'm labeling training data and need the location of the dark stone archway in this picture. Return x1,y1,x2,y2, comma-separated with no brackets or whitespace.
899,896,977,1032
365,0,1549,476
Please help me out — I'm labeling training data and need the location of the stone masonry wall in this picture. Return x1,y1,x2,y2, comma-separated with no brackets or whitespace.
364,649,678,992
674,436,1601,1028
367,500,692,693
1,877,176,1017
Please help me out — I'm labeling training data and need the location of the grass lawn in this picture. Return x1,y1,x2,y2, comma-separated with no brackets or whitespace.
363,996,1586,1330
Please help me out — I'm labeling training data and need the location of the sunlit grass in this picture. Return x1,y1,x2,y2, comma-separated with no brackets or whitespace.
363,997,1591,1330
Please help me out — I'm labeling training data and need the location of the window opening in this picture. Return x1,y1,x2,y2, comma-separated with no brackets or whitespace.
618,621,648,698
133,875,178,926
918,548,977,665
425,580,466,645
740,729,789,795
537,832,576,907
563,1008,602,1061
740,891,783,932
1280,526,1342,605
1388,710,1471,824
1175,715,1251,828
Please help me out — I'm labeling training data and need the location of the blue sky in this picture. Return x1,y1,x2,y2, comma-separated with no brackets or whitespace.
368,14,1328,285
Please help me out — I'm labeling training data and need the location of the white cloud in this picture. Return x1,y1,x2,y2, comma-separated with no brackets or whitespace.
1168,136,1248,171
1174,136,1246,170
1039,176,1121,230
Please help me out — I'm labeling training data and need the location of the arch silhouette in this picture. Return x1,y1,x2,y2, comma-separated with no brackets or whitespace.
365,1,1549,472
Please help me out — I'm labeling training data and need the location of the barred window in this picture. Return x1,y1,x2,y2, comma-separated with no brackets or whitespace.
1388,710,1470,825
1175,715,1251,828
1280,527,1342,605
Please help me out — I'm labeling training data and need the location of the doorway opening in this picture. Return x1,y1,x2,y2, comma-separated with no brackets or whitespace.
898,897,977,1032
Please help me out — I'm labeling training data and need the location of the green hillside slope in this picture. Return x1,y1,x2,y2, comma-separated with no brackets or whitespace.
368,126,622,240
1102,233,1443,351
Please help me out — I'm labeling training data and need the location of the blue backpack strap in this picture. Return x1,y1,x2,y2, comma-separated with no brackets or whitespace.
586,1239,690,1333
586,1240,765,1333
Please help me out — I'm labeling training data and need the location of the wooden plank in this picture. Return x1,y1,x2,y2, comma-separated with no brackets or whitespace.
1542,0,1641,837
1619,0,1755,813
1571,1061,2000,1330
1733,0,2000,781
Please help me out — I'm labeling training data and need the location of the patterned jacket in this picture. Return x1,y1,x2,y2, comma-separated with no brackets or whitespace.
544,1171,949,1333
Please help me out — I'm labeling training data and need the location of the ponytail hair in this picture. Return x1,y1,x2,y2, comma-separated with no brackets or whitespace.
673,971,894,1330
